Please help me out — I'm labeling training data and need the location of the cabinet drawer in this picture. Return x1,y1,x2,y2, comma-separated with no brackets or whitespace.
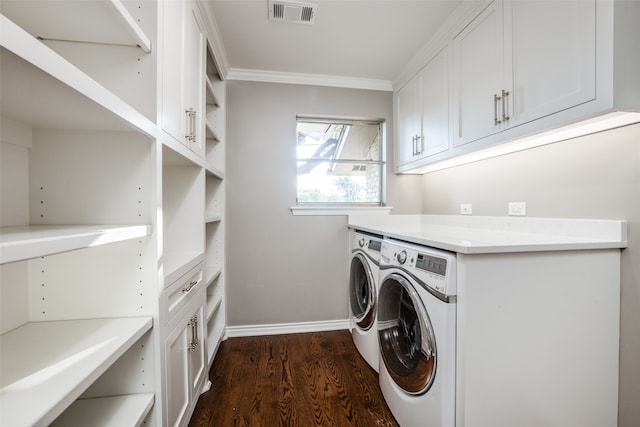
161,263,204,324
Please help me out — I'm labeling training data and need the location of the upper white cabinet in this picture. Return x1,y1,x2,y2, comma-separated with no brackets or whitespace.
395,47,449,172
161,0,205,157
452,0,596,147
396,0,640,172
395,75,420,167
505,0,596,128
452,1,504,147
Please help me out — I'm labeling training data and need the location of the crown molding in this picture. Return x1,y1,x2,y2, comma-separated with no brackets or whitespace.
392,0,489,91
226,68,393,92
196,0,230,80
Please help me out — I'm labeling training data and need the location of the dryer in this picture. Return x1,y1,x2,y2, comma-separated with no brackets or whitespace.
377,238,457,427
349,229,383,372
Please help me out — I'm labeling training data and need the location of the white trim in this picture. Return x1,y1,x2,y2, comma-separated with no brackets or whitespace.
226,68,393,92
291,206,393,216
196,0,231,80
225,319,350,338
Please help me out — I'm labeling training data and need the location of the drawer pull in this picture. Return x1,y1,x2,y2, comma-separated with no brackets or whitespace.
182,280,198,293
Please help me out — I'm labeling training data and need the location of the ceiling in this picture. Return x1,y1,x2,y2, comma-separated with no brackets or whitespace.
204,0,465,90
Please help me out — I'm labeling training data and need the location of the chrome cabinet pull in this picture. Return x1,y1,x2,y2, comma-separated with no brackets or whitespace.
182,280,198,293
415,135,422,155
185,108,196,143
188,316,199,352
494,94,502,125
502,89,510,122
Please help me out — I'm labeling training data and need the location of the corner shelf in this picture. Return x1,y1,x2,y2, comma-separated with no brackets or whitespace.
50,394,154,427
0,16,156,137
0,316,153,427
0,225,151,265
0,0,151,53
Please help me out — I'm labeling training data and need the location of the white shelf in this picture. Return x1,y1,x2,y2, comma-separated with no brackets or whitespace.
0,316,153,427
0,0,151,53
206,267,222,287
206,165,225,180
205,215,222,224
0,16,156,137
0,225,151,265
50,394,154,427
206,76,220,107
205,121,221,142
206,295,222,322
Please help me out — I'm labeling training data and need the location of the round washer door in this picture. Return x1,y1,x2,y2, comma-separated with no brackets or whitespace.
378,272,437,395
349,253,376,330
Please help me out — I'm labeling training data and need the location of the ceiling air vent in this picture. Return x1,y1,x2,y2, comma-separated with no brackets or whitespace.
268,0,317,24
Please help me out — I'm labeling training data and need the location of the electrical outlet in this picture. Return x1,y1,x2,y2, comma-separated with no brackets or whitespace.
460,204,473,215
508,202,527,216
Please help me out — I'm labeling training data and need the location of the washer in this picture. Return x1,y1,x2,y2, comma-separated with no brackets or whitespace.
349,229,383,372
377,238,457,427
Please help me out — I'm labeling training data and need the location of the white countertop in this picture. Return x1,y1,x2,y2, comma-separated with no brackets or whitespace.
348,215,628,254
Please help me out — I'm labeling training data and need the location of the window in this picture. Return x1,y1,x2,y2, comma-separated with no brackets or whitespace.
296,117,384,205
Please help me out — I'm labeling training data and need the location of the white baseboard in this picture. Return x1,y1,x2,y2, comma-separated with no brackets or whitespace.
225,319,350,338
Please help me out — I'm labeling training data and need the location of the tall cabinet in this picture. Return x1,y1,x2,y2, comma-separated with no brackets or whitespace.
0,1,226,426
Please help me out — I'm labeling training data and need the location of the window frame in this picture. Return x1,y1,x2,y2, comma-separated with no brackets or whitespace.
293,116,387,211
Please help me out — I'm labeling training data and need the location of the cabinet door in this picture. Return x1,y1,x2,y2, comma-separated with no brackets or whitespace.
187,303,206,399
184,5,205,157
395,76,420,167
452,1,504,147
165,319,190,427
161,0,188,145
505,0,596,127
161,1,205,156
419,47,450,157
164,299,206,427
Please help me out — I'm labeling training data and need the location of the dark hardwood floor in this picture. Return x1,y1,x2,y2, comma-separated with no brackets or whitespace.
188,330,399,427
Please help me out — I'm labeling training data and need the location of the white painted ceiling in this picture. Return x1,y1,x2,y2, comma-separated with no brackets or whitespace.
205,0,464,89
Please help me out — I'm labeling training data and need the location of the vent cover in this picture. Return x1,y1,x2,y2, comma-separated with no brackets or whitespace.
268,0,317,24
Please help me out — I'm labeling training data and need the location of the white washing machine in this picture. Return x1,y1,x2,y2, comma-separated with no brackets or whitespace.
377,238,457,427
349,229,383,372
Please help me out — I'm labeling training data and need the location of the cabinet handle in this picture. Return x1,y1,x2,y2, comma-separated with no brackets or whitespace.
185,108,196,143
415,135,422,155
501,89,510,122
411,135,416,156
182,280,198,293
494,94,502,125
188,316,199,352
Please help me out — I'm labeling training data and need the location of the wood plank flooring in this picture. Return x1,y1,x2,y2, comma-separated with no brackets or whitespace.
188,330,399,427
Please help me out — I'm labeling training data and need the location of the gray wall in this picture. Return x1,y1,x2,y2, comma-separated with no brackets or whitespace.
419,123,640,427
225,81,420,327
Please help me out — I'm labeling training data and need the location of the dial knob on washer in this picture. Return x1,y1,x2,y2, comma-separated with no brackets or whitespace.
396,250,407,265
358,238,366,248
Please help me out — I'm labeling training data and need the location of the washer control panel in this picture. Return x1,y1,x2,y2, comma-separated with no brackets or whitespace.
381,239,457,296
351,230,383,264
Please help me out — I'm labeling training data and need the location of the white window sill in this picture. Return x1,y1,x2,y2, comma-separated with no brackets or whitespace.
290,206,393,216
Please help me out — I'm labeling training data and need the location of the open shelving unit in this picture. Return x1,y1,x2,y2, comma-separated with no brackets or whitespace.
203,43,227,366
2,1,228,424
1,2,159,425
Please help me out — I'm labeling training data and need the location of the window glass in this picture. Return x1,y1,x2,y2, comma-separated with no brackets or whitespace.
296,118,383,204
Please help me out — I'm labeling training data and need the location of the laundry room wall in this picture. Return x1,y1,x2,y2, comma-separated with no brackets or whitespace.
418,123,640,427
225,80,421,329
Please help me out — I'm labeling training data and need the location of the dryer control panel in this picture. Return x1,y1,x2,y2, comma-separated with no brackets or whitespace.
380,239,457,296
